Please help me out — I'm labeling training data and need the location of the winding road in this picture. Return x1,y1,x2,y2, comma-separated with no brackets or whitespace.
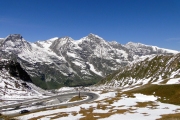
1,92,99,117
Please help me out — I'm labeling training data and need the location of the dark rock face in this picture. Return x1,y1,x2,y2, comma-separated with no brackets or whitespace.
0,60,32,82
5,34,22,41
8,61,32,82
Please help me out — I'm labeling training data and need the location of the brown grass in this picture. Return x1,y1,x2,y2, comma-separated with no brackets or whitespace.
79,105,127,120
101,90,109,94
28,112,69,120
97,103,107,110
157,113,180,120
125,84,180,105
0,115,13,120
69,96,86,102
135,101,158,108
50,112,69,119
159,79,170,84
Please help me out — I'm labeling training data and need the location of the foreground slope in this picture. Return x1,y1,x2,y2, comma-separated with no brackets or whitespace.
12,85,180,120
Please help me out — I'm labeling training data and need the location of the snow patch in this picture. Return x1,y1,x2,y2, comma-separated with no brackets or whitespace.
88,63,102,76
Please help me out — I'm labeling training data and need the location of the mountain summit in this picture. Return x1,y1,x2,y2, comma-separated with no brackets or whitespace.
0,34,32,57
0,34,179,89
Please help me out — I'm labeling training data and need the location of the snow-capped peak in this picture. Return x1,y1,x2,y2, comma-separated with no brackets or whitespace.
88,33,104,39
48,37,59,41
51,36,74,46
0,38,4,42
36,37,59,49
125,42,144,47
1,34,32,53
5,34,24,41
109,41,119,45
125,41,179,54
79,33,103,42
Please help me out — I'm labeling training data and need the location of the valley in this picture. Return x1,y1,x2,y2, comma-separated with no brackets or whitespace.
2,83,180,120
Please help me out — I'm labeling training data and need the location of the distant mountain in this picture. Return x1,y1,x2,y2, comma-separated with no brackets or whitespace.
0,34,179,89
98,53,180,88
125,42,178,58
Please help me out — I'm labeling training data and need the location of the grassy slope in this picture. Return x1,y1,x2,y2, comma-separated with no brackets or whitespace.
98,54,180,87
125,84,180,105
122,84,180,119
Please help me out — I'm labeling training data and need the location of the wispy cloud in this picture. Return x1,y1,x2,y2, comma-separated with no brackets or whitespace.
166,37,180,42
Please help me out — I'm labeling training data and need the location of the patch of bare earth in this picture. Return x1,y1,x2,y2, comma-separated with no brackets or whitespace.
79,106,128,120
157,113,180,120
69,95,86,102
29,112,69,120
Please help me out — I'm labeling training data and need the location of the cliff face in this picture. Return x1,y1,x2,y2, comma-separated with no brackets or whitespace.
0,60,32,82
7,61,32,82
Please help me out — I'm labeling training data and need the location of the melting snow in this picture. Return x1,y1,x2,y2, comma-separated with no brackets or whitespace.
14,90,180,120
67,52,77,58
166,78,180,84
88,63,102,76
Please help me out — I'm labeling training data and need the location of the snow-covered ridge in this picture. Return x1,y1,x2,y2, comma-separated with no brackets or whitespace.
36,37,58,49
0,33,179,89
125,42,179,54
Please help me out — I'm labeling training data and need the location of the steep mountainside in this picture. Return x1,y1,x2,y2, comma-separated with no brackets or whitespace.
99,53,180,88
0,59,43,97
0,34,179,89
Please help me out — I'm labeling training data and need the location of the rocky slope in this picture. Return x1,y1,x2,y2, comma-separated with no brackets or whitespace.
0,59,44,97
98,53,180,88
0,34,179,89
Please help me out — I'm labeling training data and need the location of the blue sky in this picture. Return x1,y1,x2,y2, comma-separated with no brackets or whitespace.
0,0,180,50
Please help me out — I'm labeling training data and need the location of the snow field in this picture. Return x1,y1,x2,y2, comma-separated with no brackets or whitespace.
15,89,180,120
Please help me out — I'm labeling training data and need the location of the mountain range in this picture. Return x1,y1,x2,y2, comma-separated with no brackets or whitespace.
0,34,179,89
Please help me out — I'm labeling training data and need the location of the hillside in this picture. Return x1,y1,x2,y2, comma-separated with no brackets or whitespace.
99,53,180,88
0,59,44,99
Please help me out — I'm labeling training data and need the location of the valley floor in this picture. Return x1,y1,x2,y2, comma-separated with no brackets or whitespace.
2,85,180,120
